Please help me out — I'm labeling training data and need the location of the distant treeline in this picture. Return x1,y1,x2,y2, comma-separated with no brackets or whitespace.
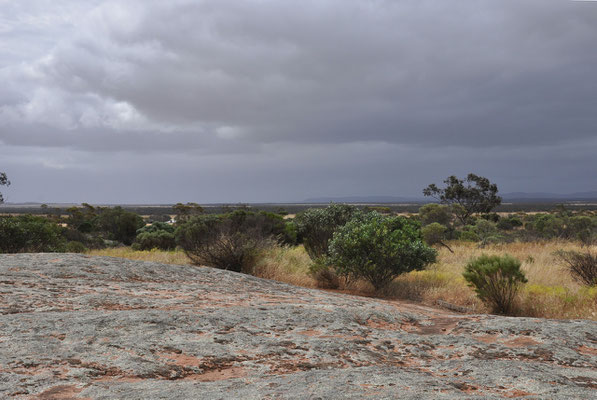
2,202,597,216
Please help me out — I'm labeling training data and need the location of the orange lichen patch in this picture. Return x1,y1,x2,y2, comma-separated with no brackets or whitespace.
92,302,147,311
96,376,145,383
474,334,500,344
3,364,71,380
452,382,479,394
319,334,365,341
184,366,247,381
401,317,461,335
297,329,322,337
266,358,346,375
577,345,597,356
502,389,537,398
49,259,63,263
415,318,460,335
502,336,541,348
49,333,66,341
157,351,203,368
366,318,401,330
33,385,89,400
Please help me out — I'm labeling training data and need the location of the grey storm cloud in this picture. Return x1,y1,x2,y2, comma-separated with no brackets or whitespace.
0,0,596,203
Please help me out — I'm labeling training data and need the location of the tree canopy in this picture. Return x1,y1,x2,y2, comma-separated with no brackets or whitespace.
423,173,501,224
0,172,10,204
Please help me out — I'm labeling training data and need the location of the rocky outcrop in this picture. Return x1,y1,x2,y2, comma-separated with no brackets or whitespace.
0,253,595,399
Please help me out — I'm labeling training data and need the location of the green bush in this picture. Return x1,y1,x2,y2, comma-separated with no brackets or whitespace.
457,229,480,242
528,214,566,239
65,241,88,253
0,215,65,253
136,221,175,235
133,231,176,251
96,207,145,245
133,222,177,250
463,254,527,315
497,216,523,231
283,221,298,246
294,204,362,260
328,213,436,291
421,223,453,253
418,203,451,226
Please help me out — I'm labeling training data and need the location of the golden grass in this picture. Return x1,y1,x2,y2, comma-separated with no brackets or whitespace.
251,245,317,288
407,240,597,319
89,240,597,320
87,247,190,265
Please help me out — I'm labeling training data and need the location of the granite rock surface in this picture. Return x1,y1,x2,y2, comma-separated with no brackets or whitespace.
0,253,595,399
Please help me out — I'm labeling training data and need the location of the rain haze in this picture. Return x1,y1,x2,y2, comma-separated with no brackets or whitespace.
1,0,596,204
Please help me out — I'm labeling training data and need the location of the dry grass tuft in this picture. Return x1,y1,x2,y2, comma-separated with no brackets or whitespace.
416,241,597,319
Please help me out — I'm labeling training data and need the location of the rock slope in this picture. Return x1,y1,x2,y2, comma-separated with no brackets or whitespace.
0,253,595,399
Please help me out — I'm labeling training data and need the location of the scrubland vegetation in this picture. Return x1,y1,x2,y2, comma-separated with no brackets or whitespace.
1,173,596,320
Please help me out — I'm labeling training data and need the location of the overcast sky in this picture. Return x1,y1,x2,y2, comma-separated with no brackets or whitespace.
1,0,596,203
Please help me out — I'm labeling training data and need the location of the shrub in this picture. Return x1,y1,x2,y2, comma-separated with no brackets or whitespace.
463,254,527,315
308,258,340,289
0,215,65,253
421,223,453,253
555,250,597,286
457,229,480,242
133,222,177,250
328,213,436,291
529,214,566,239
418,203,451,226
96,207,145,245
294,204,361,260
283,221,298,246
497,216,523,231
133,231,176,251
137,222,175,235
65,241,88,253
175,212,280,272
567,216,596,244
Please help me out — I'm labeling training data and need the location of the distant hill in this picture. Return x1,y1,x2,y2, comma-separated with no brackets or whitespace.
302,195,425,203
304,191,597,204
501,191,597,202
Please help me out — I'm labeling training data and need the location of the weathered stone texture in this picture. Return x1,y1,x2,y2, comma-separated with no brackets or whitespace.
0,253,595,399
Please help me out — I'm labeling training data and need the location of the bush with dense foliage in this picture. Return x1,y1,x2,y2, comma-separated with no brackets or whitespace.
556,250,597,286
96,207,145,245
328,213,437,291
0,171,9,204
65,241,88,253
496,215,523,231
418,203,452,226
421,223,453,253
133,231,176,251
133,222,176,250
463,254,527,315
0,215,65,253
175,211,285,272
294,204,362,260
